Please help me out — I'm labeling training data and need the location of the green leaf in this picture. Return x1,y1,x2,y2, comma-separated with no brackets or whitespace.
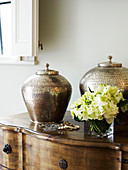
116,108,125,124
74,115,83,122
116,99,128,124
88,86,94,93
118,99,128,108
89,119,111,134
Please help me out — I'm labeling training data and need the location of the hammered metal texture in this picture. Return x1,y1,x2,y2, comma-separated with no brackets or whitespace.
22,74,72,123
80,67,128,99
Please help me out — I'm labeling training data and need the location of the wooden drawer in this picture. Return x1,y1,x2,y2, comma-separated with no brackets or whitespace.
23,134,121,170
122,151,128,170
0,127,22,170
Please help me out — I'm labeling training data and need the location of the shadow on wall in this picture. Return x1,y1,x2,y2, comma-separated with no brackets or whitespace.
39,0,78,51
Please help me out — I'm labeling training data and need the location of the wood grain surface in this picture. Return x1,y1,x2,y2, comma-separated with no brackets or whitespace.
0,111,128,169
0,129,22,170
23,134,121,170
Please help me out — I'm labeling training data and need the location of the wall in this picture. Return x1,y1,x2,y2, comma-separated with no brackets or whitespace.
0,0,128,116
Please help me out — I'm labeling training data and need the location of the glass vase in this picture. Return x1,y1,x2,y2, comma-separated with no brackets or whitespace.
84,119,114,137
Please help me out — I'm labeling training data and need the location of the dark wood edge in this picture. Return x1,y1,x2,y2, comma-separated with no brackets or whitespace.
0,163,13,170
0,123,122,150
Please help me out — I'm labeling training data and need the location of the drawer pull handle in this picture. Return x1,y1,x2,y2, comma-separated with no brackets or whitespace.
123,159,128,164
59,159,68,169
3,144,12,154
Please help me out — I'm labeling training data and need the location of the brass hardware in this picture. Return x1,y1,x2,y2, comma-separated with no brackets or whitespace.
19,56,38,65
46,63,49,71
20,56,23,61
3,144,12,154
34,56,38,65
36,64,59,75
38,41,43,50
108,56,112,63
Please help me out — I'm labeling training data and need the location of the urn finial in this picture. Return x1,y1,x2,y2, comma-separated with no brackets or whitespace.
46,63,49,71
108,56,112,63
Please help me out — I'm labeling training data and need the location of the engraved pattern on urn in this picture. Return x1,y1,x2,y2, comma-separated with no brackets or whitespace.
80,57,128,99
22,65,72,123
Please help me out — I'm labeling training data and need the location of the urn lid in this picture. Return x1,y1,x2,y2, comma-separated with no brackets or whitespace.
98,56,122,67
36,63,59,75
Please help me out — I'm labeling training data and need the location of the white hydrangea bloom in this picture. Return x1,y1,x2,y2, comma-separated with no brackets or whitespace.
70,84,125,124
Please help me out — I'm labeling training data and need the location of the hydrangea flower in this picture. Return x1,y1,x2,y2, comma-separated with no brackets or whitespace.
70,84,127,124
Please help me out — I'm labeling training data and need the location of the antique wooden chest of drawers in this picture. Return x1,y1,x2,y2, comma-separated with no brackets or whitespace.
0,111,128,169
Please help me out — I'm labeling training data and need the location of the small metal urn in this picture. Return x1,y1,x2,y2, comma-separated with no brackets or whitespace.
22,64,72,123
80,56,128,99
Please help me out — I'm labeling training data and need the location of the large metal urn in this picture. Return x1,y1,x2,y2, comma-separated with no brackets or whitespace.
22,64,72,123
80,56,128,99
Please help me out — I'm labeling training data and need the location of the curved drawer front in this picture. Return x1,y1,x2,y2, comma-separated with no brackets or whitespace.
122,146,128,170
0,128,22,170
23,134,121,170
